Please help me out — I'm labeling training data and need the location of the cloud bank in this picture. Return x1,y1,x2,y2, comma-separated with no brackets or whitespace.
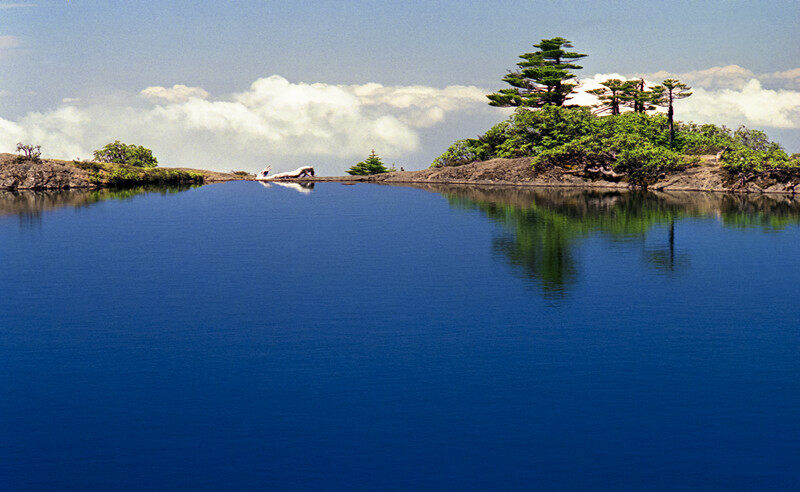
639,65,800,91
0,76,489,172
1,66,798,173
575,66,800,131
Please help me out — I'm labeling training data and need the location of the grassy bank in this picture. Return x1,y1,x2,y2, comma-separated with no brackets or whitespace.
72,160,204,187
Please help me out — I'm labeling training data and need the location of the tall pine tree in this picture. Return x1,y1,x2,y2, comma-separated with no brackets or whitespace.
487,37,587,108
651,79,692,144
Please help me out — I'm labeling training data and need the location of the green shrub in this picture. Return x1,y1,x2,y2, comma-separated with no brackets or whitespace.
675,123,734,154
719,146,792,174
715,126,794,174
497,106,596,158
614,143,683,187
532,136,614,171
594,112,671,148
431,140,479,168
93,140,158,168
733,126,782,152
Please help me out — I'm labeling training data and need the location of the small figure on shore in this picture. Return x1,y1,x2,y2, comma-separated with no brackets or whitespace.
258,166,272,179
257,165,315,181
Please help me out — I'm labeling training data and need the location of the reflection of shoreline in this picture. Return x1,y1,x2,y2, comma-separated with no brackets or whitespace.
423,185,800,299
0,186,197,220
259,181,315,194
409,184,800,229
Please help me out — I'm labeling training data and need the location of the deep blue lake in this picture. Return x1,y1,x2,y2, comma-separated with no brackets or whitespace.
1,181,799,490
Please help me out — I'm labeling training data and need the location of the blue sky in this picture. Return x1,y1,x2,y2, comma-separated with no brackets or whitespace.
1,0,799,172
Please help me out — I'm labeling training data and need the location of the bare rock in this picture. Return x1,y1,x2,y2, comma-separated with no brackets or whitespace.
0,154,92,190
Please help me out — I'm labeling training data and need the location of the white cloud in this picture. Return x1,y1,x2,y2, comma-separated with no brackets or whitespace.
575,71,800,129
570,73,636,107
637,64,800,91
678,79,800,129
761,68,800,90
0,35,20,50
0,75,491,173
0,3,35,8
351,83,487,126
140,84,209,103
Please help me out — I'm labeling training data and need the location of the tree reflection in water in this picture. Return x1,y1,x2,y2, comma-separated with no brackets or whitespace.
424,185,800,299
0,186,197,227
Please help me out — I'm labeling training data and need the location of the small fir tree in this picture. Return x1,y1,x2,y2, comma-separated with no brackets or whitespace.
346,150,396,175
487,37,587,108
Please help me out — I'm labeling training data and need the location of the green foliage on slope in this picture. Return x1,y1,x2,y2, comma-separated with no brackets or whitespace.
432,106,797,187
73,160,203,187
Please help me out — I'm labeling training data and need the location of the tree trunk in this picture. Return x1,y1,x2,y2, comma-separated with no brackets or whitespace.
668,103,674,145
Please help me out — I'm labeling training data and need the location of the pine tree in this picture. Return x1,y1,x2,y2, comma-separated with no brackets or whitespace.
651,79,693,144
487,37,587,108
622,78,656,113
587,79,628,115
346,150,396,175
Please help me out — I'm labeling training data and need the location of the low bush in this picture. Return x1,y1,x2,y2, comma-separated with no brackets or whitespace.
105,167,202,187
72,159,203,187
431,140,479,168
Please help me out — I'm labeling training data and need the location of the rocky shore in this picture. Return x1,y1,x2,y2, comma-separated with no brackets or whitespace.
0,153,251,190
283,156,800,194
5,152,799,194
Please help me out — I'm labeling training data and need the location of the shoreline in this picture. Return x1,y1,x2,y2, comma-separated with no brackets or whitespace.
4,153,800,195
0,153,252,191
272,156,800,195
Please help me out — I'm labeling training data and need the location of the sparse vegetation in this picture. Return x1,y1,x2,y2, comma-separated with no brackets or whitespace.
16,143,42,163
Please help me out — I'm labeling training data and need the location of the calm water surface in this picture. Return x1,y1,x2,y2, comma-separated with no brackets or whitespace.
1,182,799,490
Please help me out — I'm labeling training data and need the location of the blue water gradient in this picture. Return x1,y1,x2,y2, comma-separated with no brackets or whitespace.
1,182,798,490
